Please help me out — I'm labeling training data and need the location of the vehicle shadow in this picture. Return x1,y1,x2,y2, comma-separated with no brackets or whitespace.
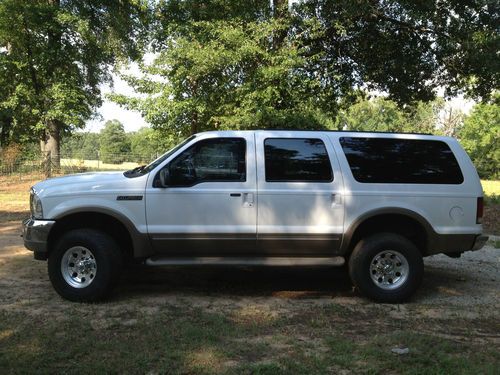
115,265,356,300
415,265,479,300
113,262,491,303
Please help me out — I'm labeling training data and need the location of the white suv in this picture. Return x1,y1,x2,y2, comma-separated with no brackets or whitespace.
23,130,488,303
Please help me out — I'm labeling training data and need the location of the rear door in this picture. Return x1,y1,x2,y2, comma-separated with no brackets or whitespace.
146,132,257,256
255,131,344,256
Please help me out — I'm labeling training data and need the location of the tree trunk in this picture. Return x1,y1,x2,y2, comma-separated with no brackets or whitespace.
0,113,12,147
40,119,61,175
190,112,198,135
38,0,62,177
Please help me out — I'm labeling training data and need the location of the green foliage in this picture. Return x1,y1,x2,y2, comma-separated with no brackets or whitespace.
0,51,33,147
112,9,341,139
60,126,173,164
459,99,500,179
336,97,407,132
112,0,498,140
335,97,445,133
99,120,130,164
0,0,149,157
61,132,100,160
129,127,173,163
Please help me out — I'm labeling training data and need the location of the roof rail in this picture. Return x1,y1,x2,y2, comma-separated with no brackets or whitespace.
259,129,434,136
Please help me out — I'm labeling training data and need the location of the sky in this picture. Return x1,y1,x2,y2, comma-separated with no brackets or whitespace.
84,71,148,133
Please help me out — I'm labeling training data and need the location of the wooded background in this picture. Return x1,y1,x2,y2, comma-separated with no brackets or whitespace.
0,0,498,178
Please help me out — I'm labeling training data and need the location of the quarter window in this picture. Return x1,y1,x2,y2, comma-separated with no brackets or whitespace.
264,138,333,182
339,137,464,184
166,138,246,186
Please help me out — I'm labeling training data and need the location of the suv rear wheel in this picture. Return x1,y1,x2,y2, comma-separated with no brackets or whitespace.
48,229,122,302
348,233,423,303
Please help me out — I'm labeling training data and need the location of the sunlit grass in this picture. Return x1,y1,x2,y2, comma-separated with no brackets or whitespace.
481,180,500,204
0,191,29,222
0,308,498,374
0,191,28,204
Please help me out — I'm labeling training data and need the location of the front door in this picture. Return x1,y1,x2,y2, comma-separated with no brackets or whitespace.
146,133,257,256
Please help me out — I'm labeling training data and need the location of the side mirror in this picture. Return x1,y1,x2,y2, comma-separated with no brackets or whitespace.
159,168,170,187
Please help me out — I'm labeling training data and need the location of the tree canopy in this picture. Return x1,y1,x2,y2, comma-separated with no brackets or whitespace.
335,97,445,134
128,127,172,163
0,0,149,166
99,120,131,164
61,126,173,164
459,97,500,179
112,0,499,139
60,132,100,161
0,0,498,178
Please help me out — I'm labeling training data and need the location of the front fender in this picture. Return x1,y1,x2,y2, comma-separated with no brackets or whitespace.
43,196,152,258
45,196,146,234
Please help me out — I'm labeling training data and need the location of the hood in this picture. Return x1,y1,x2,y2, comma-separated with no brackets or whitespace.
32,171,147,198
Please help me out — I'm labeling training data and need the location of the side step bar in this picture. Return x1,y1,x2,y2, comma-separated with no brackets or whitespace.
145,256,345,267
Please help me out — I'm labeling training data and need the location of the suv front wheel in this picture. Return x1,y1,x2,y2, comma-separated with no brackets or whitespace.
48,229,122,302
348,233,423,303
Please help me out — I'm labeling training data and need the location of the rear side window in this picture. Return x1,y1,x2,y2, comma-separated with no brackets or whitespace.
339,137,464,184
264,138,333,182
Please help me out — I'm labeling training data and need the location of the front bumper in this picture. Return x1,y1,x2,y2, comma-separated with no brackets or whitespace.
22,218,56,259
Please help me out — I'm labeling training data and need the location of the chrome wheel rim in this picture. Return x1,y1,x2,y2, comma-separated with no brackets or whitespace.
369,250,409,290
61,246,97,288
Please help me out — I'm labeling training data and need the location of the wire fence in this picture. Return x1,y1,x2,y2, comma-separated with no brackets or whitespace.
0,151,158,180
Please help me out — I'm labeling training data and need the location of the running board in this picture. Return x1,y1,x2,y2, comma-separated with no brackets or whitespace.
145,256,345,267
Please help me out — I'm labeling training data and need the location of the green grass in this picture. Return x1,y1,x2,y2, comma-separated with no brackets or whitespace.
0,179,498,373
1,304,498,374
482,180,500,204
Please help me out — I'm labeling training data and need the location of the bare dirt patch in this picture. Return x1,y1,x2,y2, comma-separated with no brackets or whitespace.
1,176,499,373
0,220,498,336
1,220,499,373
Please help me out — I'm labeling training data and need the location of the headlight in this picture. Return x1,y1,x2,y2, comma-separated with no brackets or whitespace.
30,189,43,219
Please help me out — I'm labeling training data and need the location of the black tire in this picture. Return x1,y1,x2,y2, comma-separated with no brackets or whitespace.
348,233,423,303
48,229,123,302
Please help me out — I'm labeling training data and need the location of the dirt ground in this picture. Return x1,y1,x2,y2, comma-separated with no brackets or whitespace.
0,175,499,373
1,219,499,333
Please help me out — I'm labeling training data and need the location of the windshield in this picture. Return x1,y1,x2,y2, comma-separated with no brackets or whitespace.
124,135,197,178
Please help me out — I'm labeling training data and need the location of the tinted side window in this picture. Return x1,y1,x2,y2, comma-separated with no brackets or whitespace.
264,138,333,182
339,137,464,184
167,138,246,186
